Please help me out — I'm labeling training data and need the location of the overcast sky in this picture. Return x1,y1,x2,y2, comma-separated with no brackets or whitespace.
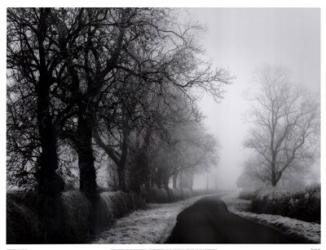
182,8,320,189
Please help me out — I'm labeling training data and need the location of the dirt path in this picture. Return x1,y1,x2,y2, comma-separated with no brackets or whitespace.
166,196,309,244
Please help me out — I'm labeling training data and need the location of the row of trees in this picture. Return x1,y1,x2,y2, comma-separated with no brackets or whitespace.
7,8,229,196
238,66,319,189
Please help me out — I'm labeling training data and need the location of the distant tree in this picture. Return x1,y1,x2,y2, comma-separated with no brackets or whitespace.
244,66,319,187
165,123,218,191
147,104,218,192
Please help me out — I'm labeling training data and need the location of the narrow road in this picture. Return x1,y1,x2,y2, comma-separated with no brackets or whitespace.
166,196,308,244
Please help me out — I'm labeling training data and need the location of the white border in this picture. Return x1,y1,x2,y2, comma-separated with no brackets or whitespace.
1,1,325,250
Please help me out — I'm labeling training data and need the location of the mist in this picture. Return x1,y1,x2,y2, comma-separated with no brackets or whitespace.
6,7,321,244
186,8,320,190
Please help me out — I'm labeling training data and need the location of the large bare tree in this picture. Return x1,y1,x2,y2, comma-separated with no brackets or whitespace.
7,8,67,195
244,66,319,187
7,8,229,195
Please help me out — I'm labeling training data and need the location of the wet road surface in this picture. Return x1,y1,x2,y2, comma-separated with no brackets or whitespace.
166,196,308,244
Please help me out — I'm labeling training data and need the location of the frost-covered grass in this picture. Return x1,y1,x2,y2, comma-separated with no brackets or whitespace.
222,193,320,243
93,196,203,244
230,209,320,243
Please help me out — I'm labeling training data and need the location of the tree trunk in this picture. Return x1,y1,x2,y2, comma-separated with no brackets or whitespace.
164,181,171,199
77,106,97,194
35,10,64,195
178,172,184,190
36,83,64,195
188,172,194,192
118,166,126,191
145,176,151,191
271,162,277,187
142,152,151,192
172,173,178,189
137,129,151,192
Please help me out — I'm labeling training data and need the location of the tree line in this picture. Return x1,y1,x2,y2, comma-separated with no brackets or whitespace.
7,8,230,197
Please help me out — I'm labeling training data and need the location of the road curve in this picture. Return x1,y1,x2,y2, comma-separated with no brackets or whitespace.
166,196,308,244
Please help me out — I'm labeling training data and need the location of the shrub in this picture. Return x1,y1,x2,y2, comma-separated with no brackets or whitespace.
7,194,43,243
60,191,93,242
238,190,257,200
250,185,320,223
7,190,145,243
144,187,169,203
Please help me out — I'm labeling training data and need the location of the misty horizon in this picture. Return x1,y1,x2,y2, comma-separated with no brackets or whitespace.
188,8,320,190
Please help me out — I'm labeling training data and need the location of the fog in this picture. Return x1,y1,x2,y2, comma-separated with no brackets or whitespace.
186,8,320,190
7,8,321,244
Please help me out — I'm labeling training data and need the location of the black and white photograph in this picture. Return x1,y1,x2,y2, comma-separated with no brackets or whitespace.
3,1,324,249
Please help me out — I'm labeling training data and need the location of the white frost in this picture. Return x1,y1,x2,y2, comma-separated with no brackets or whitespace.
230,209,320,243
93,196,202,244
222,194,320,243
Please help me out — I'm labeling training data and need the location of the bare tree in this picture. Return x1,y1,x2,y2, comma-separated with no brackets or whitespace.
7,8,67,195
244,66,319,187
91,9,230,192
7,8,229,196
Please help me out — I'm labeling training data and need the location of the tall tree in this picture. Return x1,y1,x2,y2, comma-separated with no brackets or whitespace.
91,8,229,192
7,8,65,195
51,8,132,194
245,66,319,187
7,8,230,195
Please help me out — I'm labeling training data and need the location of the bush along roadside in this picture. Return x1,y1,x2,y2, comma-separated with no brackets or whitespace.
7,188,207,243
249,185,320,223
7,190,146,243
